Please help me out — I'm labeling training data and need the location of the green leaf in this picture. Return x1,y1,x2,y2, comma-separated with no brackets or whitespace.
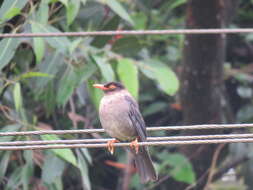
91,55,115,82
77,149,91,190
112,37,142,56
57,62,96,105
6,167,22,189
0,37,21,71
69,38,83,53
139,60,179,96
41,134,77,166
31,23,70,52
36,1,49,24
56,66,77,105
87,80,103,110
67,0,80,26
22,151,34,190
4,7,20,20
80,0,87,5
19,72,52,80
42,153,65,184
0,152,11,180
13,83,23,111
35,52,63,89
91,16,120,48
31,22,45,64
159,153,195,184
0,0,28,24
142,102,167,116
0,124,21,142
132,12,147,30
104,0,134,25
80,148,92,164
117,58,139,99
59,0,68,7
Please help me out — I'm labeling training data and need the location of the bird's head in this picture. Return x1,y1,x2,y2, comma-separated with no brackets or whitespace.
93,82,125,93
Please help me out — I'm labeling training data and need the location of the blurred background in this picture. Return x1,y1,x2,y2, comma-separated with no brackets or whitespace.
0,0,253,189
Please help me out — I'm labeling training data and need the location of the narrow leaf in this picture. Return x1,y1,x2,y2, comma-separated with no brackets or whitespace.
92,55,115,82
67,0,80,26
117,58,139,99
105,0,134,25
0,0,28,24
41,134,77,166
42,153,65,184
0,37,20,71
20,72,52,79
13,83,23,111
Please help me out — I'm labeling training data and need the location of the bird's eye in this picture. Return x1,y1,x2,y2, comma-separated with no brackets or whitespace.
109,84,116,89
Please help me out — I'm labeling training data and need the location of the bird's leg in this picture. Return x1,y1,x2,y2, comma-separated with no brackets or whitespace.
107,139,119,154
130,138,139,154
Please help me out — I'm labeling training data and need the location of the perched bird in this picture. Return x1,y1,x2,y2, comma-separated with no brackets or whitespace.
93,81,157,183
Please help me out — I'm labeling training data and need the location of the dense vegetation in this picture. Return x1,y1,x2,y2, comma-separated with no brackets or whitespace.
0,0,253,189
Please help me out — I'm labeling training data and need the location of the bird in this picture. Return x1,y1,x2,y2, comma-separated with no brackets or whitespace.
93,81,157,183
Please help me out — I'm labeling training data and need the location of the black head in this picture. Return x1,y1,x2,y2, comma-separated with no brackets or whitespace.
93,82,125,93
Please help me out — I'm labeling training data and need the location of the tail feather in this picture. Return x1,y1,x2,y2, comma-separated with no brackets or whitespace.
130,146,157,183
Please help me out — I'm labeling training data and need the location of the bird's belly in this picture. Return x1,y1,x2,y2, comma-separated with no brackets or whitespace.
99,105,137,141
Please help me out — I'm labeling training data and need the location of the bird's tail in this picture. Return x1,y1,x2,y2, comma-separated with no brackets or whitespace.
131,146,157,183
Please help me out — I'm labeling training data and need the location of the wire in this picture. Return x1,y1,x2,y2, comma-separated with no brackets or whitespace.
1,133,253,146
0,138,253,150
1,28,253,38
0,123,253,136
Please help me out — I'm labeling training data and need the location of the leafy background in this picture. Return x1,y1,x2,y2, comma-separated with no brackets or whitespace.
0,0,252,190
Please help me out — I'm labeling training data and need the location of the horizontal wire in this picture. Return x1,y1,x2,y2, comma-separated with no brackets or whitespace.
1,138,253,150
1,123,253,136
1,28,253,38
1,133,253,146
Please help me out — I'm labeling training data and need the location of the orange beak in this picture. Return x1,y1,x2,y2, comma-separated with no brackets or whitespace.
93,84,108,90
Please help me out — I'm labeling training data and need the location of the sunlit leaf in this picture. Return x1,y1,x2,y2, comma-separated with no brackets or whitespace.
13,83,23,111
41,134,77,166
20,72,52,80
67,0,80,26
87,80,103,110
117,58,139,99
0,0,28,24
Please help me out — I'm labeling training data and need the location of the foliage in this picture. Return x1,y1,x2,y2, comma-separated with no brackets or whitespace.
0,0,253,189
0,0,183,189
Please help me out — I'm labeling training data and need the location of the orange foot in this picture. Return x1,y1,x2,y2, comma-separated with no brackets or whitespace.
107,139,119,154
130,138,139,154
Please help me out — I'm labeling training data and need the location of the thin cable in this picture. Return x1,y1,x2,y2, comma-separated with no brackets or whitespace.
1,133,253,146
0,123,253,136
1,28,253,38
0,138,253,150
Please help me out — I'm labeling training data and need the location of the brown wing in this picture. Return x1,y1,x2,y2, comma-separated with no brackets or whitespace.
124,95,147,142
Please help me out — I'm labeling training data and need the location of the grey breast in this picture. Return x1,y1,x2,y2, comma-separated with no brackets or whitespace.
99,91,137,141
